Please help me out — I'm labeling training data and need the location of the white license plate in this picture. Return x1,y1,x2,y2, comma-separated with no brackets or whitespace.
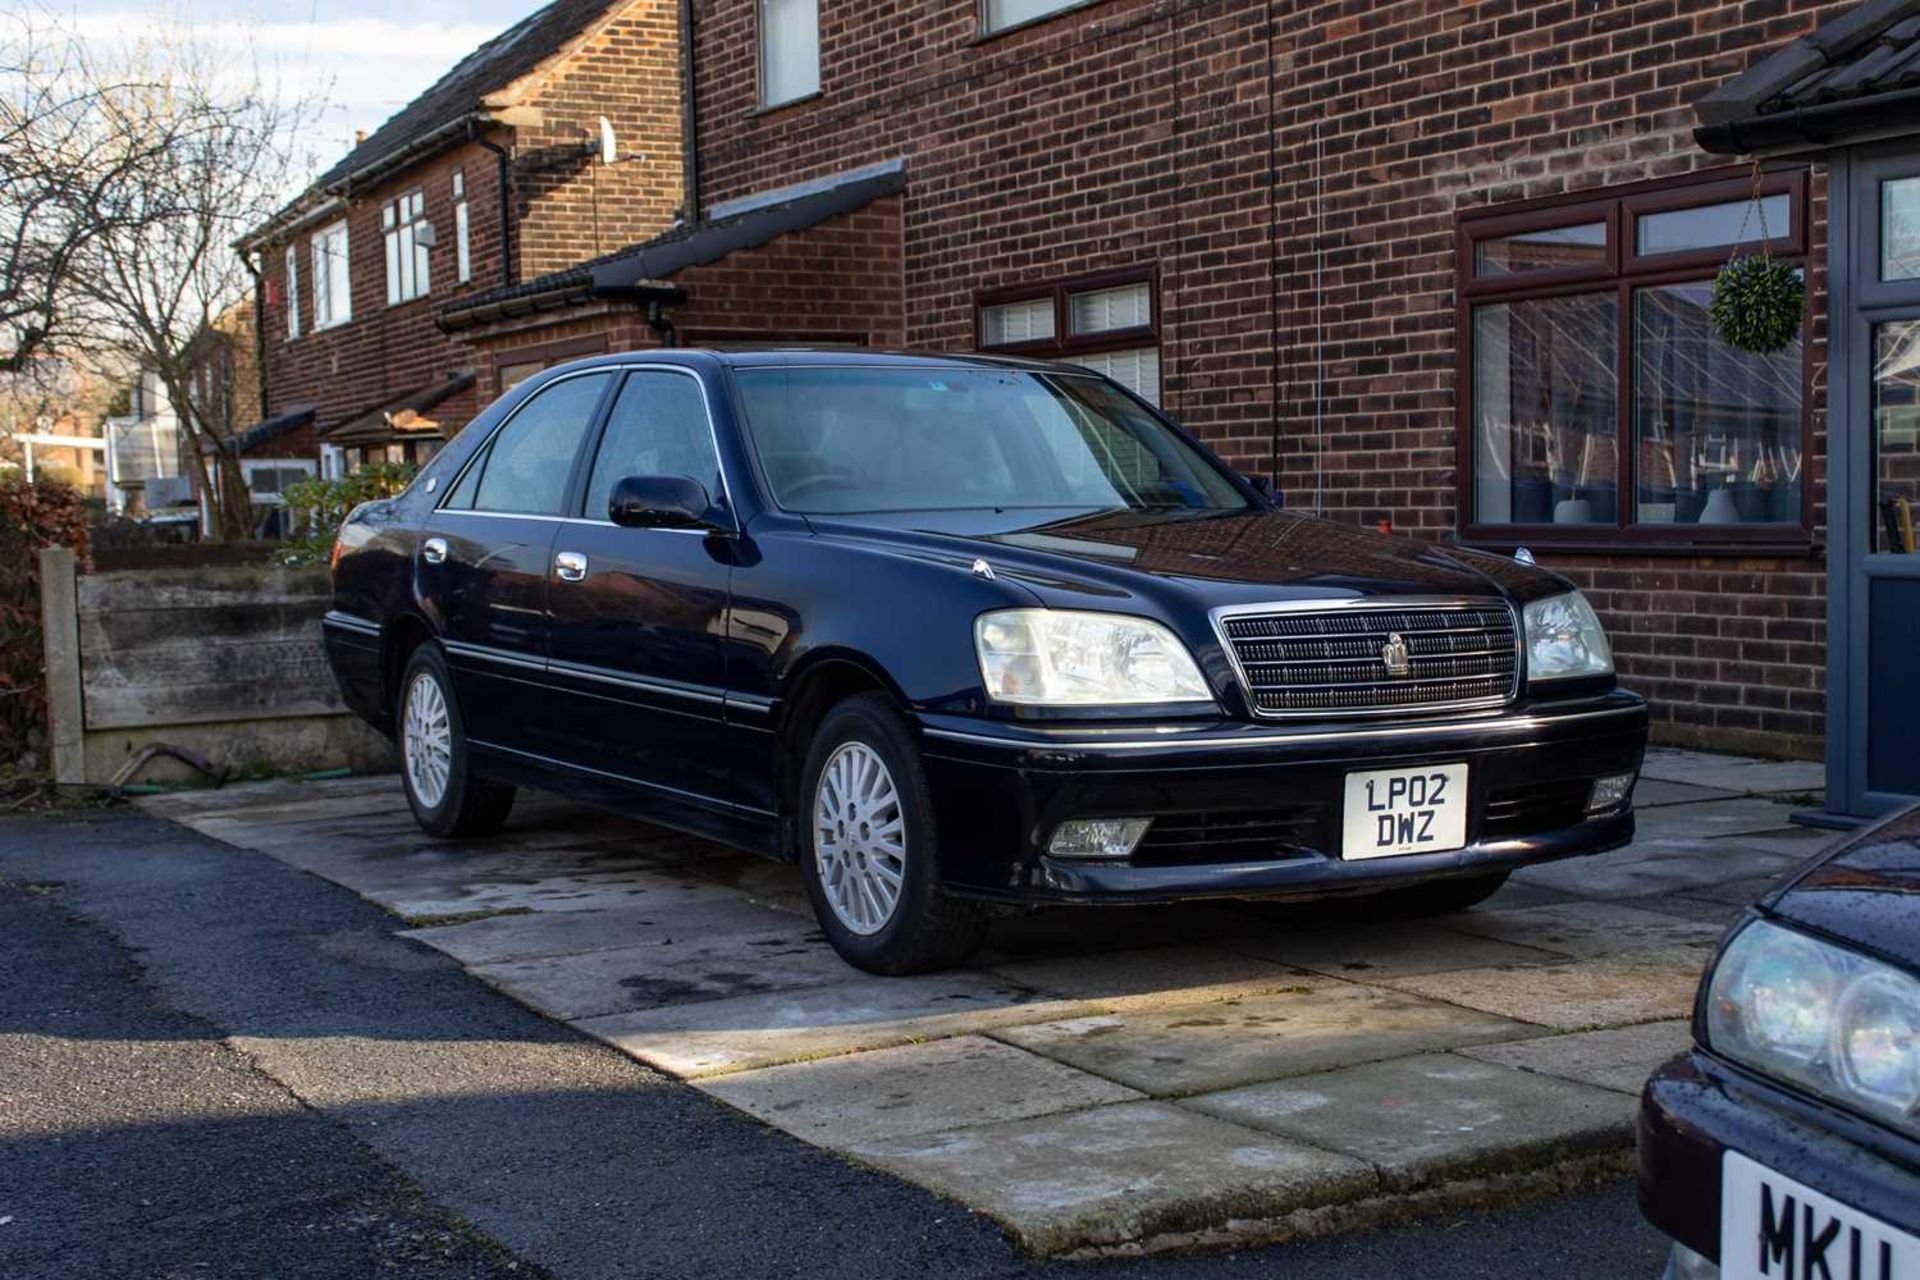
1341,763,1468,860
1721,1150,1920,1280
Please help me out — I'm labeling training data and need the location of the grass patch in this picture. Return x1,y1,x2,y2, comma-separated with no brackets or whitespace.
400,906,535,929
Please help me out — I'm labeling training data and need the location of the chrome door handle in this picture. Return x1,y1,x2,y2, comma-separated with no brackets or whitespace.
554,550,587,582
422,536,447,564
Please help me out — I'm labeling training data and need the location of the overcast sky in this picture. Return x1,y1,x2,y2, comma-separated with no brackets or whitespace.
51,0,548,170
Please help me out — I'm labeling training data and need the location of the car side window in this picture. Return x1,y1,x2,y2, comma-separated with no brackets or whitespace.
584,371,722,520
465,373,610,515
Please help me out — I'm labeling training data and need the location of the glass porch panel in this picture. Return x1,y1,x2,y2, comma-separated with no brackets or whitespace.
1868,577,1920,795
1473,222,1606,278
1632,282,1803,526
1471,293,1619,525
1875,321,1920,553
1881,176,1920,281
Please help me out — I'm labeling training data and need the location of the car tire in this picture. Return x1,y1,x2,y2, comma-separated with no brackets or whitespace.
1362,869,1511,918
396,643,516,839
797,692,990,974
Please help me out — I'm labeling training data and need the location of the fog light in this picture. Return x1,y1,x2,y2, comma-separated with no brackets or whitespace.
1588,772,1636,813
1048,818,1152,859
1662,1242,1718,1280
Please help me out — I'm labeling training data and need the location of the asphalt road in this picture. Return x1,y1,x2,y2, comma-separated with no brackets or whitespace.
0,806,1672,1279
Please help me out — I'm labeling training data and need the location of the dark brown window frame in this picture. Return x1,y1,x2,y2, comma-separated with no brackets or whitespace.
975,264,1160,364
1455,168,1815,554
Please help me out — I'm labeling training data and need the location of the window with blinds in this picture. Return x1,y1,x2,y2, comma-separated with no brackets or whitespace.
975,269,1160,405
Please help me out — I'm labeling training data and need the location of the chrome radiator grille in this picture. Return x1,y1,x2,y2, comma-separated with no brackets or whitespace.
1216,602,1518,717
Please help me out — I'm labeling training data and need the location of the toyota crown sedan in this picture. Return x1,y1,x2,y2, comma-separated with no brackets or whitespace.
321,349,1647,973
1639,805,1919,1280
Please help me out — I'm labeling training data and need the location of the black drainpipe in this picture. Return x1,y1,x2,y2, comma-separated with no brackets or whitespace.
470,120,514,286
678,0,699,224
645,299,678,348
242,250,268,417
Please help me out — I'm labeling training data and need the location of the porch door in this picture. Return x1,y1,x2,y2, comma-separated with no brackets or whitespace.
1833,146,1920,815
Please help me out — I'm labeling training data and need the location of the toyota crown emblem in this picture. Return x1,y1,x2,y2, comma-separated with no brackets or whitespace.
1381,632,1412,677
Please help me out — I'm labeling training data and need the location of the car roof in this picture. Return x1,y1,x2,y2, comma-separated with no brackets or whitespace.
566,348,1106,375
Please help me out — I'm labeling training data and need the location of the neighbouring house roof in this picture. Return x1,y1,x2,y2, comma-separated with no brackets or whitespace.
322,372,477,449
210,405,314,457
243,0,628,246
436,161,908,332
1697,0,1920,153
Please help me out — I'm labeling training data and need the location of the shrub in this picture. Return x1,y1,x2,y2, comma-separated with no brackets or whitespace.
0,475,92,762
279,461,418,566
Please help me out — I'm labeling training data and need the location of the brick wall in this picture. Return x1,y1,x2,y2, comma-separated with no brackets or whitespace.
515,0,688,276
464,196,905,402
683,0,1837,757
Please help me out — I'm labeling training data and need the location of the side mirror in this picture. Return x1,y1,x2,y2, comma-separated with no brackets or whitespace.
609,474,715,529
1243,473,1282,508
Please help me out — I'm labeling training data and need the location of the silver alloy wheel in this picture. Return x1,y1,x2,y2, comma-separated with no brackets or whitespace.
402,669,452,809
812,740,906,936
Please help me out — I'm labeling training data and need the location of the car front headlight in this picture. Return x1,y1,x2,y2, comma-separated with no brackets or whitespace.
1523,590,1613,682
975,609,1211,707
1705,919,1920,1137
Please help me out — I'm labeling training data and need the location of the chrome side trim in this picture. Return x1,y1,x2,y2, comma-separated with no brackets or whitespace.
468,737,775,817
545,657,726,706
321,610,381,636
441,638,547,673
1208,596,1522,721
921,702,1640,753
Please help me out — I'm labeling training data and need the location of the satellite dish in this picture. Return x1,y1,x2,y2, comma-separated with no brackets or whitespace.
599,116,616,164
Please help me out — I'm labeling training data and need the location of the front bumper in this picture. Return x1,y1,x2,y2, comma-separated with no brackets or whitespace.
917,689,1648,903
1637,1049,1920,1267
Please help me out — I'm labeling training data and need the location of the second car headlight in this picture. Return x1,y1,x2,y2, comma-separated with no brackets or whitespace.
1523,590,1613,682
1705,918,1920,1137
975,609,1211,706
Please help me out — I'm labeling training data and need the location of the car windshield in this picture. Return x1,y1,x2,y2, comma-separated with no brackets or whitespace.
732,365,1250,515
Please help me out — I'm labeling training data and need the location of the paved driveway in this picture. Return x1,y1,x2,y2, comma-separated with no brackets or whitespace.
138,747,1831,1255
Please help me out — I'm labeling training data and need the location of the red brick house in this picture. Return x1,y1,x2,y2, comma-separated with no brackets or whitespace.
440,0,1849,761
241,0,685,475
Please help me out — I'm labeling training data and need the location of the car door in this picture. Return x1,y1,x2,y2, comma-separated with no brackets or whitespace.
541,367,742,806
418,369,614,752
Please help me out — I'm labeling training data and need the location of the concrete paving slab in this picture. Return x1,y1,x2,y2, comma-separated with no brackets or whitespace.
974,904,1261,964
399,894,798,964
699,1035,1143,1147
1637,751,1825,796
380,869,705,920
577,974,1095,1077
844,1100,1376,1255
1183,1053,1630,1191
1436,902,1725,958
1514,840,1801,899
985,945,1311,1010
1459,1021,1693,1095
470,920,852,1019
1381,947,1709,1031
1632,798,1810,841
1711,829,1838,859
1633,779,1740,808
991,980,1540,1097
1225,919,1567,980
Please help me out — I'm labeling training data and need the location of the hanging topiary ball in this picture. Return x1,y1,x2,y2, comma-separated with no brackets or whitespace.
1709,254,1805,355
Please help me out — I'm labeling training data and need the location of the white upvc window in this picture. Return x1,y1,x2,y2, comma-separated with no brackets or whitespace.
759,0,819,107
983,0,1084,34
242,458,316,503
452,170,472,284
383,190,431,304
284,243,301,339
311,221,352,329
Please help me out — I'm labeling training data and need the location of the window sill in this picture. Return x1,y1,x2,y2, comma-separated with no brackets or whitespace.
312,318,352,333
969,0,1107,44
1456,532,1823,559
750,91,820,120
